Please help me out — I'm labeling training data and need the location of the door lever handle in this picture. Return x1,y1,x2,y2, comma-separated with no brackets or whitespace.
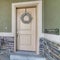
16,33,18,37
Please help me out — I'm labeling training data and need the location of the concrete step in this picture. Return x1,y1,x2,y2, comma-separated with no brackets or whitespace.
10,55,46,60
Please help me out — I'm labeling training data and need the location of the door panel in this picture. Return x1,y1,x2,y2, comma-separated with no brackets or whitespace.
16,7,37,51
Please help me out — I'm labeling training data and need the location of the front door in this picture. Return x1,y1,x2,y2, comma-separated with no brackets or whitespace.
16,7,37,51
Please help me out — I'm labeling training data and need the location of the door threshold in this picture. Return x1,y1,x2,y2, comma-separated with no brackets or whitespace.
16,50,36,55
10,50,40,56
10,51,41,57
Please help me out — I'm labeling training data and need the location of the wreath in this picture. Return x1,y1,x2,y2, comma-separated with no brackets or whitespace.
20,12,32,24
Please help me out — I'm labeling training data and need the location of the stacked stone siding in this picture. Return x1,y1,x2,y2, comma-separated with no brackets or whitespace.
0,37,14,52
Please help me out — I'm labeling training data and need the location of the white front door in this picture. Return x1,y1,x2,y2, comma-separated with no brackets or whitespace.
16,7,37,51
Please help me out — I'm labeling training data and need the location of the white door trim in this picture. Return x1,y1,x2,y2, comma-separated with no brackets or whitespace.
12,0,42,54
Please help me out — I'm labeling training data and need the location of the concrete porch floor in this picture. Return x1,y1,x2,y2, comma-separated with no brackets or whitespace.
0,54,10,60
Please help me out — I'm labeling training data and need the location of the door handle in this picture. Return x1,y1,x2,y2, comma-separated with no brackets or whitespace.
16,33,18,37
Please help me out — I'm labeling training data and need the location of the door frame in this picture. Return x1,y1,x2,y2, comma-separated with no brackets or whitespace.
12,0,42,54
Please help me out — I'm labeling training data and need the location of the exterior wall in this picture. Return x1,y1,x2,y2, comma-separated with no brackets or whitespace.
44,0,60,34
0,37,14,52
0,0,11,32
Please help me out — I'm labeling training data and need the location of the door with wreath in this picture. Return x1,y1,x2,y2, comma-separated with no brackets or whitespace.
16,7,37,51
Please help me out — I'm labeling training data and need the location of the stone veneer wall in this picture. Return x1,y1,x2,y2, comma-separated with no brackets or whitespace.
40,38,44,56
41,38,60,60
0,36,14,52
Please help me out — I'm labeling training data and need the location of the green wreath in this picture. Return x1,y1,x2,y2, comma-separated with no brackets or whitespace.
20,12,32,24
